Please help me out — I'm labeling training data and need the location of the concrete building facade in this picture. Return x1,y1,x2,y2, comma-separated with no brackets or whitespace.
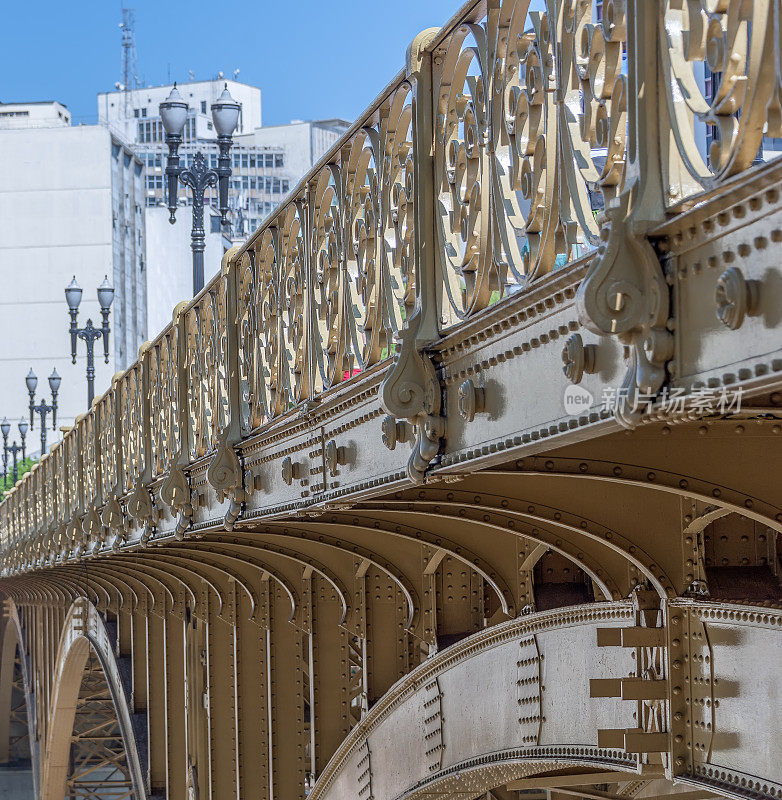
97,78,262,143
235,117,350,208
0,100,70,130
0,111,146,454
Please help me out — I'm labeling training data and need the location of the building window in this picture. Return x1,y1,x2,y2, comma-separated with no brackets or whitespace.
233,154,241,168
275,154,284,167
282,179,290,193
249,155,256,168
241,154,248,168
704,66,721,161
264,154,274,168
134,109,140,118
141,107,147,117
201,100,207,114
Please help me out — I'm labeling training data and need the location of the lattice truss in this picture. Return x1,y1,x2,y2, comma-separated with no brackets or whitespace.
65,657,133,800
7,645,30,764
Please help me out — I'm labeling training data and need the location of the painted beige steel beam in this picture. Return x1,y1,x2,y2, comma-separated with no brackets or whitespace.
506,773,639,790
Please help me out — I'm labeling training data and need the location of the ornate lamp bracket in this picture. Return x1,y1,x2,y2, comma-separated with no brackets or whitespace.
576,196,672,429
379,311,445,484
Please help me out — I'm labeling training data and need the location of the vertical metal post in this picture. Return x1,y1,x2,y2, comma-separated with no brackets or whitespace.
191,190,206,296
86,334,96,409
1,436,8,490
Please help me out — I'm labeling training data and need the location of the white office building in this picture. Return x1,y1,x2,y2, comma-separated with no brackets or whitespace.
0,105,147,453
0,100,71,130
98,78,262,143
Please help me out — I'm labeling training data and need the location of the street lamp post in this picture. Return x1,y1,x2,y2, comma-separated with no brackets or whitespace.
65,275,115,409
2,419,28,488
1,418,9,488
26,368,61,455
159,83,241,295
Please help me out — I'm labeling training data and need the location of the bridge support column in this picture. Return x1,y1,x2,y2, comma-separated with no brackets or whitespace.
268,578,307,800
145,609,170,797
309,573,351,780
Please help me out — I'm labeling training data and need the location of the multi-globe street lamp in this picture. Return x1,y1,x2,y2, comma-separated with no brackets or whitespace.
65,275,115,409
159,83,241,295
26,368,61,455
1,418,28,489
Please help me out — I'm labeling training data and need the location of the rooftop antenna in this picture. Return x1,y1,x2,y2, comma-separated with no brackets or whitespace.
233,68,240,80
119,8,139,119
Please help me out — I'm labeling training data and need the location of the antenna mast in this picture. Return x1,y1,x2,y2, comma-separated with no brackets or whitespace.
119,8,139,118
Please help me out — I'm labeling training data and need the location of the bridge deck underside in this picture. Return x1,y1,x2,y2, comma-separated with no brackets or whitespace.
2,418,781,800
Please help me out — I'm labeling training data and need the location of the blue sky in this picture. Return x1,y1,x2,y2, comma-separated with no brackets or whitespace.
0,0,463,125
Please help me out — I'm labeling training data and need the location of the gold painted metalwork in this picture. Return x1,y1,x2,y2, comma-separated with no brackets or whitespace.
1,2,781,799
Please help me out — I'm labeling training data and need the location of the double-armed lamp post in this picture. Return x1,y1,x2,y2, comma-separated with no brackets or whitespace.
159,83,241,295
1,418,28,488
25,368,61,455
65,275,115,409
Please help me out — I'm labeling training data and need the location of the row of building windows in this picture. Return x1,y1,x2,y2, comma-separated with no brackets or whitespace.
234,152,284,169
142,150,284,170
145,173,289,195
137,117,197,144
144,172,289,194
230,176,290,193
145,191,280,222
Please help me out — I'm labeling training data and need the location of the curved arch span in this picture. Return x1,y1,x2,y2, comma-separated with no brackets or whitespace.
40,598,146,800
0,600,38,796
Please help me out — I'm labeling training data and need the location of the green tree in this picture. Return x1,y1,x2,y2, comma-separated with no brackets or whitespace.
1,456,38,492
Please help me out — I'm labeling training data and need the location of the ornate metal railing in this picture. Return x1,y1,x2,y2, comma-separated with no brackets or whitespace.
1,0,780,558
